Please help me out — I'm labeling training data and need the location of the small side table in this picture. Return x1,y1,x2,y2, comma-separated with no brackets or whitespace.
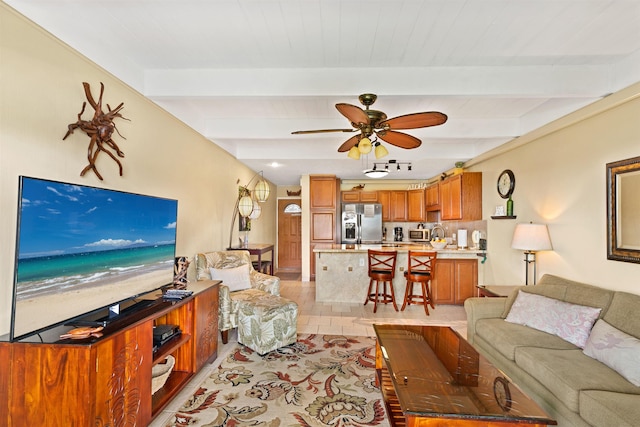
477,285,520,298
227,244,274,275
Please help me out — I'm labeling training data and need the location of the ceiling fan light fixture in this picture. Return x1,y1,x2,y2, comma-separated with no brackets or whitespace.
347,145,361,160
358,137,372,154
363,168,389,179
374,143,389,159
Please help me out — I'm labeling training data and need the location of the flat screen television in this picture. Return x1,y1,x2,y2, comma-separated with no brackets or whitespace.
10,176,178,341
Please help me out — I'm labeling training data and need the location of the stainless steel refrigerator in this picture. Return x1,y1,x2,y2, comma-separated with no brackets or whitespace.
341,203,383,244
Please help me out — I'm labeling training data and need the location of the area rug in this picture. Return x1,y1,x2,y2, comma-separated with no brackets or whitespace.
165,334,390,427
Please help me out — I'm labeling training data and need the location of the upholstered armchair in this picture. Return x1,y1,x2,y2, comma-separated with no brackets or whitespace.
195,251,280,343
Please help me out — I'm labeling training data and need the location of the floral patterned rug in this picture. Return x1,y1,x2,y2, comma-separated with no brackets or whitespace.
165,334,390,427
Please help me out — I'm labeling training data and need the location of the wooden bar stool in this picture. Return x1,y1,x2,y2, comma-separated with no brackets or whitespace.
364,249,398,313
402,250,437,315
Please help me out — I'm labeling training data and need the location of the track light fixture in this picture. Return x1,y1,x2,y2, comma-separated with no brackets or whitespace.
363,159,412,178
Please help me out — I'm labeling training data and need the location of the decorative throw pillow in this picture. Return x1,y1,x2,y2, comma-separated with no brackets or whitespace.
210,265,251,292
505,291,601,348
583,319,640,386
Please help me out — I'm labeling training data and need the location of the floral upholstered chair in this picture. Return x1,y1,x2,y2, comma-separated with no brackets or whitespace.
195,251,281,344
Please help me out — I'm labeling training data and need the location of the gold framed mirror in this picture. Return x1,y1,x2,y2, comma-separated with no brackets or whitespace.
607,156,640,263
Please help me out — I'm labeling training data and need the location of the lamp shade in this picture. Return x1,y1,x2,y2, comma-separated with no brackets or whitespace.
511,223,553,251
253,179,270,202
238,195,254,217
374,143,389,159
358,137,372,154
347,145,361,160
248,202,262,219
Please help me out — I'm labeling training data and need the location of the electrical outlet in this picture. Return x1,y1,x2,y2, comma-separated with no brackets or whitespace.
359,258,365,266
348,266,353,272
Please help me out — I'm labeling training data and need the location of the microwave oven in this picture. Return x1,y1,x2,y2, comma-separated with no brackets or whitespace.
408,228,431,241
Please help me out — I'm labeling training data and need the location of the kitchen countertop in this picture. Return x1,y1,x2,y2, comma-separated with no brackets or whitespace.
313,242,485,255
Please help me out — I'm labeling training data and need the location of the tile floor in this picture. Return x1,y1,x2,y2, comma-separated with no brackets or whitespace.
150,279,468,426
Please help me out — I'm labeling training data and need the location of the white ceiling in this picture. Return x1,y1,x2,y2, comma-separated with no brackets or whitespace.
6,0,640,185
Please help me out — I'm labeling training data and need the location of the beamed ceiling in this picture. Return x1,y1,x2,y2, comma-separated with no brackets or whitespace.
6,0,640,185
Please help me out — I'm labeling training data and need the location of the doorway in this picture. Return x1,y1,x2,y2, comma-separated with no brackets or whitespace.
277,199,302,273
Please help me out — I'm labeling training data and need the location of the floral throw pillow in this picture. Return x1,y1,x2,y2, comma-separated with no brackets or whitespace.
210,264,251,292
505,291,601,348
583,319,640,386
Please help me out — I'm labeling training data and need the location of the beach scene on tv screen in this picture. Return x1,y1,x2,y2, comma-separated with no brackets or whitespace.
13,177,177,338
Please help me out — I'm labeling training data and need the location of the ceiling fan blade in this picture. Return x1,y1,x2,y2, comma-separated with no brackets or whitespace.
379,112,447,130
336,103,370,126
376,130,422,149
337,134,361,152
292,128,356,134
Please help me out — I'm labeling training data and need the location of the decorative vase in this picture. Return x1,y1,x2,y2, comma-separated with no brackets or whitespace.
506,197,514,216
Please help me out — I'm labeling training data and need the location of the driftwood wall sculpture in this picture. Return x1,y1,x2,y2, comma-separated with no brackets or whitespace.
63,82,129,180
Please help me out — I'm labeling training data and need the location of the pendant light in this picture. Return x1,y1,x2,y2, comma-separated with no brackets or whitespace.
253,179,270,202
238,195,254,217
248,201,262,219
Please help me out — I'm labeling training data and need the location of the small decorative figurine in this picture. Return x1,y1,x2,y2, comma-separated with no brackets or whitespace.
173,257,190,289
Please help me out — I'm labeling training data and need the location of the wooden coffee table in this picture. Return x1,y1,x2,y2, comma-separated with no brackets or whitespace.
373,324,556,426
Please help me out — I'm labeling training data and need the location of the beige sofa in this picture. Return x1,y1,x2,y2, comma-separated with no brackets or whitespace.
465,274,640,427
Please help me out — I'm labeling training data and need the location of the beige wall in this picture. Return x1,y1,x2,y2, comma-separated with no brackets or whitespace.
468,82,640,292
0,4,276,336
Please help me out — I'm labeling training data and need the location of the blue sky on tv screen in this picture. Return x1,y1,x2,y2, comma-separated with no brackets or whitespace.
18,177,177,259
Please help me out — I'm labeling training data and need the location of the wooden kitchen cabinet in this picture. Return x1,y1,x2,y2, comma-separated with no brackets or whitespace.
379,190,409,221
432,258,478,305
341,190,378,202
378,190,391,221
0,282,220,426
311,211,337,241
310,175,339,280
439,173,482,221
391,191,408,221
425,183,440,211
407,188,426,222
310,175,338,210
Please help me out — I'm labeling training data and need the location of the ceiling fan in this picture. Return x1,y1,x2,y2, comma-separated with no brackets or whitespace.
292,94,447,157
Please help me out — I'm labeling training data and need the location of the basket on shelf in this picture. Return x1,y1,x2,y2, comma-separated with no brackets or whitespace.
151,355,175,394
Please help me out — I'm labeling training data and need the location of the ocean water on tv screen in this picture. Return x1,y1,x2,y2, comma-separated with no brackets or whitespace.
16,244,175,300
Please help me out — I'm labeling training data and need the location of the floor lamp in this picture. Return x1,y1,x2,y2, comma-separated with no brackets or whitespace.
228,171,270,249
511,222,552,285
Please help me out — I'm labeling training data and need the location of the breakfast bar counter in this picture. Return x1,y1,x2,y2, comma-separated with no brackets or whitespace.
313,243,485,304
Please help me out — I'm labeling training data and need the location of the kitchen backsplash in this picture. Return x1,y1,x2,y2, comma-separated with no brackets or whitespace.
383,220,487,245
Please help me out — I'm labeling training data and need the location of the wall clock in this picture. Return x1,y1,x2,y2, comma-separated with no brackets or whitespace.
493,376,512,411
497,169,515,199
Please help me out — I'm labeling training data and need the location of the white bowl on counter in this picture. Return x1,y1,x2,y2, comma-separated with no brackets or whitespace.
430,241,447,250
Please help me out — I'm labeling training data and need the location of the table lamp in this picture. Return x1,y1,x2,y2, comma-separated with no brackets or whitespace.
511,222,552,285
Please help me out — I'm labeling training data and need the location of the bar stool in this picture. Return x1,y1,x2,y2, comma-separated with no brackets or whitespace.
402,251,437,315
364,250,398,313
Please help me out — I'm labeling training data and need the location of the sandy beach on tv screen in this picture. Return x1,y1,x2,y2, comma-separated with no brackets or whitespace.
13,269,171,338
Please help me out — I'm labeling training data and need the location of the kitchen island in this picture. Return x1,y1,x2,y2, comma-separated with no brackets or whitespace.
313,243,485,305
